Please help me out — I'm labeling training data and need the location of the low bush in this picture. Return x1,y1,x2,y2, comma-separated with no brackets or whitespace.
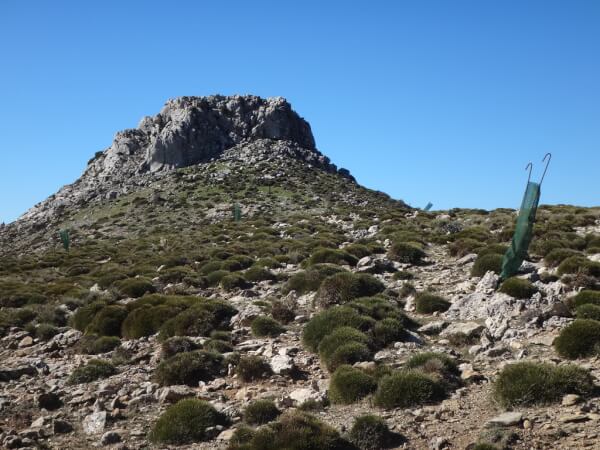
114,277,156,298
345,243,372,259
314,272,384,308
160,336,198,359
68,359,116,385
244,266,276,282
493,361,594,407
372,318,405,346
448,238,483,258
405,352,458,375
270,300,295,324
317,327,372,362
571,290,600,308
78,335,121,354
545,248,581,267
328,365,378,404
302,306,375,352
227,411,352,450
283,265,346,295
149,399,227,444
498,277,537,299
393,270,414,280
415,293,450,314
85,305,128,337
236,355,272,382
307,248,358,267
70,301,106,332
155,350,223,386
471,254,503,277
251,316,284,338
388,242,425,264
220,274,248,290
36,323,59,341
576,304,600,321
244,400,280,425
557,256,600,277
349,415,391,450
553,319,600,359
205,338,234,353
373,370,445,408
324,341,372,372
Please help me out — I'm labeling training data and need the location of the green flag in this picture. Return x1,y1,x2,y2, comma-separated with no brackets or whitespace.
500,182,541,279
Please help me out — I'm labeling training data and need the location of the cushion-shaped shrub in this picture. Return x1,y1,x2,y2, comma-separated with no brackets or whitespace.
155,350,223,386
307,248,358,267
85,305,128,337
328,365,377,404
374,370,445,408
160,336,198,359
68,359,116,385
471,254,503,277
244,400,280,425
315,273,384,308
302,306,375,352
553,319,600,359
388,242,425,264
70,301,106,332
545,248,581,267
227,411,351,450
236,355,272,382
498,277,537,299
149,399,227,444
324,341,372,372
349,415,391,450
114,277,156,298
576,304,600,321
557,256,600,277
372,318,405,346
318,327,372,363
415,293,450,314
571,290,600,308
493,361,594,407
251,316,284,338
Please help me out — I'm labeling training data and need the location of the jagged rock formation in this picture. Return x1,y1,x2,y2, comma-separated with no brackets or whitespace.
12,95,351,231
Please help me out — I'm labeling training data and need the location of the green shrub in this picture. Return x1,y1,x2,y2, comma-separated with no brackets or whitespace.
227,411,351,450
315,273,384,308
328,365,377,404
206,270,229,286
244,266,276,282
415,293,450,314
270,300,295,324
476,244,508,257
393,270,414,280
85,305,128,336
388,242,425,264
545,248,581,267
78,335,121,354
159,300,237,339
237,355,272,382
324,341,372,372
557,256,600,277
493,361,594,407
244,400,280,425
114,277,156,298
302,306,375,352
149,399,227,444
307,248,358,267
372,318,405,346
283,265,346,295
405,352,458,375
571,290,600,308
345,243,372,259
553,319,600,359
318,327,372,363
205,339,234,353
70,301,106,332
373,370,445,408
220,273,248,290
68,359,116,385
251,316,284,338
471,254,503,277
349,415,390,450
36,323,59,341
576,304,600,321
155,350,223,386
448,238,483,258
498,277,537,299
160,336,198,359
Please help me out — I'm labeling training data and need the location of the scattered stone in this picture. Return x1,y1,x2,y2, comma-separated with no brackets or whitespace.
562,394,581,407
83,411,107,435
38,393,62,411
487,412,523,427
100,430,122,445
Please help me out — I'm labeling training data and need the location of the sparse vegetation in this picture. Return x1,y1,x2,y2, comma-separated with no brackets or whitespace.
349,415,391,450
68,359,116,385
374,370,445,408
244,400,280,425
553,319,600,359
251,316,284,337
155,350,223,386
471,254,503,277
415,293,450,314
236,355,272,382
498,277,537,299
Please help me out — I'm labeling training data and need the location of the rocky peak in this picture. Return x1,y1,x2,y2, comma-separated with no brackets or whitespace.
87,95,317,179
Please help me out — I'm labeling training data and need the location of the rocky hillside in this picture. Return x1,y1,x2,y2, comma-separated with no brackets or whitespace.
1,96,600,450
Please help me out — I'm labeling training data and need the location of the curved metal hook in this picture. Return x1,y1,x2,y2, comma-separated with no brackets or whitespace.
540,152,552,185
525,162,533,183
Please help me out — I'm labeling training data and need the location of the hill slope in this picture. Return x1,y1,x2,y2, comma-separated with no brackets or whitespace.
0,96,599,450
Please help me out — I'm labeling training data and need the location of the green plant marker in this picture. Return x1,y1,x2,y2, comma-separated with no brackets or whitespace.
232,203,242,222
59,229,70,251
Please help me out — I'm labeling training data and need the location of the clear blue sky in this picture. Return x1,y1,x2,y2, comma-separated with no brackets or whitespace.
1,1,599,223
